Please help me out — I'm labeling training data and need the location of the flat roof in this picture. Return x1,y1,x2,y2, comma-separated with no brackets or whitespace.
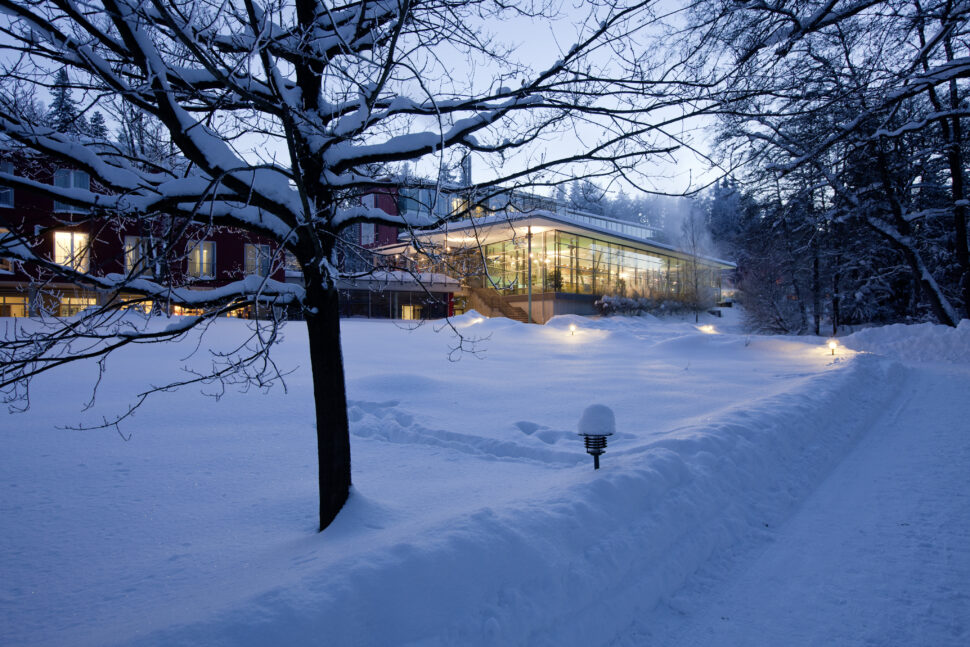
336,271,458,293
395,210,736,269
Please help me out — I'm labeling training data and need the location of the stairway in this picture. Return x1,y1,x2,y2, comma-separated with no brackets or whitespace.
466,286,531,323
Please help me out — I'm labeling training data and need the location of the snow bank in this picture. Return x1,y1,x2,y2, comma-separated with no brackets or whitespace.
0,315,905,647
137,356,904,647
842,320,970,363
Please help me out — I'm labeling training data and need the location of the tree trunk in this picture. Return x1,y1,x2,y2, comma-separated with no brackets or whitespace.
831,256,841,336
874,148,959,326
812,237,821,336
305,282,352,531
916,13,969,319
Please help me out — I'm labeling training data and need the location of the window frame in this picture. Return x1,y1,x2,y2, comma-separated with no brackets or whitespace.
0,227,13,273
0,161,14,208
244,243,272,277
53,169,90,214
187,240,216,279
59,295,97,317
0,294,27,317
360,222,376,246
124,235,155,277
53,230,90,272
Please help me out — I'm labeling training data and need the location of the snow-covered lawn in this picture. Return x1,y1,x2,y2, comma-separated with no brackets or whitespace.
1,311,968,646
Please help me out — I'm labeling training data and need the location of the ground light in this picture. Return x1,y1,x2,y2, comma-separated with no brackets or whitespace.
828,339,838,355
578,404,615,469
569,324,576,336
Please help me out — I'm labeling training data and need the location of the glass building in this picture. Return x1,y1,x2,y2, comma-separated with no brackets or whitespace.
399,211,734,323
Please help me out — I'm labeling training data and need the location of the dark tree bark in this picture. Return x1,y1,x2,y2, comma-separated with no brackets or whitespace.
305,282,352,531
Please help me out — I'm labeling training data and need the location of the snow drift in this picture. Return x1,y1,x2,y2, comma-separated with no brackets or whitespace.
0,314,906,646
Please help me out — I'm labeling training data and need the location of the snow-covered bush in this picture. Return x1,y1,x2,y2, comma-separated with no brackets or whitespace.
594,295,693,317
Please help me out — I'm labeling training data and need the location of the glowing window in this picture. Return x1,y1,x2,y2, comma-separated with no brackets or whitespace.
0,227,13,273
54,230,90,272
401,304,422,320
0,295,26,317
60,296,97,317
188,241,216,278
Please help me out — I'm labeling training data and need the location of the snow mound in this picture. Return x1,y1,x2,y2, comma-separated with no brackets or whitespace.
349,399,584,465
137,355,905,646
842,320,970,363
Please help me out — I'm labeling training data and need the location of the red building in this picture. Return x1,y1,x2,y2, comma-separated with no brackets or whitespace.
0,152,285,318
1,159,459,321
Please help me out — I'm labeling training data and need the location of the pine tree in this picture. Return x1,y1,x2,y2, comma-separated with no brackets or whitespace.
569,178,605,215
47,69,87,135
88,111,108,139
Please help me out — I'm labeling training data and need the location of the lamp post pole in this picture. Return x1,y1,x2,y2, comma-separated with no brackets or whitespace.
527,225,533,324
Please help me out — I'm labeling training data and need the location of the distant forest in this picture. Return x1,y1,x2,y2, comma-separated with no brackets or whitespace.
577,0,970,336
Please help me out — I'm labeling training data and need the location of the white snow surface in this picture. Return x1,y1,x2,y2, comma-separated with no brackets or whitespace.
841,319,970,363
1,311,967,646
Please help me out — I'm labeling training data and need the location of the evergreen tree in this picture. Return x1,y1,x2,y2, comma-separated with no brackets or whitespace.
569,178,605,215
47,69,87,135
554,183,568,209
88,111,108,139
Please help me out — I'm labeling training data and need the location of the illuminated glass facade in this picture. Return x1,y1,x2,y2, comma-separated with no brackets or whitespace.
480,230,721,300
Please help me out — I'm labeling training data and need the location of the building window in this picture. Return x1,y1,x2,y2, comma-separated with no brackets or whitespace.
0,295,27,317
0,161,13,208
361,223,376,246
60,295,97,317
53,169,90,213
54,230,90,272
187,240,216,278
244,243,272,276
0,227,13,273
284,250,301,276
401,304,422,320
123,298,154,314
124,236,155,276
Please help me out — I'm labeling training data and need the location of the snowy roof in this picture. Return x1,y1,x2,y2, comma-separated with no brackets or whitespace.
401,210,736,269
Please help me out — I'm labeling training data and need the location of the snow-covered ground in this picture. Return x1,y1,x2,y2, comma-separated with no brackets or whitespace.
1,310,968,646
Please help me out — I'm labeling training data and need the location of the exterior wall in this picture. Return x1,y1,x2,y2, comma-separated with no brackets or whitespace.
507,292,597,323
0,153,285,317
338,288,452,320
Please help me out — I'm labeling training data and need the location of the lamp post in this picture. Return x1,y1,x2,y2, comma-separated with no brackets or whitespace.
527,226,532,324
569,324,576,336
828,339,838,355
578,404,615,469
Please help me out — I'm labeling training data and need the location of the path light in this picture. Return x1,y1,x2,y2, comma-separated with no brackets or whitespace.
828,339,838,355
569,324,576,336
578,404,615,470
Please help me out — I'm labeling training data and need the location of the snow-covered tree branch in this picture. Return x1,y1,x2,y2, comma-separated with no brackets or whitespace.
0,0,715,530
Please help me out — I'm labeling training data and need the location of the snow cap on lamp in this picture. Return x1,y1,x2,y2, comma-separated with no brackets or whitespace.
578,404,615,436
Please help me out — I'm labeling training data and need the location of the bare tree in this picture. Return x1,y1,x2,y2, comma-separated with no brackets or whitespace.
687,0,970,328
679,204,711,322
0,0,714,530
